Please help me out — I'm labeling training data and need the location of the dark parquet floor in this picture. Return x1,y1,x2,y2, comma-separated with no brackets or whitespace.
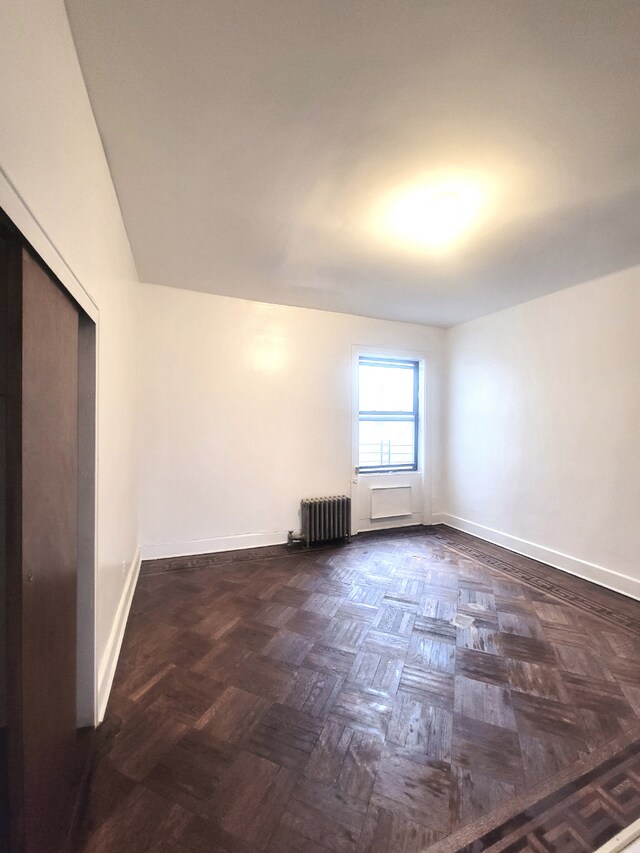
76,527,640,853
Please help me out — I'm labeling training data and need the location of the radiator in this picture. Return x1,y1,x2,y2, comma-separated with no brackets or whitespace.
300,496,351,547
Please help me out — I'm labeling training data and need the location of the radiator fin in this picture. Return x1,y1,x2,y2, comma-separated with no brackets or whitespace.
300,496,351,547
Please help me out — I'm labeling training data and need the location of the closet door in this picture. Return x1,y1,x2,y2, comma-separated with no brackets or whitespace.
6,245,80,852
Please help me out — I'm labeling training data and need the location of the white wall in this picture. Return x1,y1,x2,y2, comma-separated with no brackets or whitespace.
1,0,140,717
443,265,640,598
138,284,444,559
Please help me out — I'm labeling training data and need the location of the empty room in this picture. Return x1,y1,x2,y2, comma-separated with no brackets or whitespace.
1,1,640,851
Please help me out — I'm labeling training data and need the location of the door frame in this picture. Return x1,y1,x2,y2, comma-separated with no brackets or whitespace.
77,313,97,728
350,343,433,536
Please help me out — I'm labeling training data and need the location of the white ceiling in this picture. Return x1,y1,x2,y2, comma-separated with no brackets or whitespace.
65,0,640,327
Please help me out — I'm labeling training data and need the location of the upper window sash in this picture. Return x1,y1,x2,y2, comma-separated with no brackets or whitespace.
359,356,418,369
358,357,419,417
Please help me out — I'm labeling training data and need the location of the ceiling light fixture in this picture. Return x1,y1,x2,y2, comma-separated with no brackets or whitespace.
376,176,486,253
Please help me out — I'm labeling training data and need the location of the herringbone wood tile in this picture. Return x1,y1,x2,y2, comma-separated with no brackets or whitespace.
75,528,640,852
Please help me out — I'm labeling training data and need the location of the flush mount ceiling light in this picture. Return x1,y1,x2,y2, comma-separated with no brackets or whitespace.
373,175,488,253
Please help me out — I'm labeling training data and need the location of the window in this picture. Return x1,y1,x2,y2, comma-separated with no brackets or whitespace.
358,355,419,473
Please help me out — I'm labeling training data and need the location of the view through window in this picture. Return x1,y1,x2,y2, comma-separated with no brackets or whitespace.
358,356,419,472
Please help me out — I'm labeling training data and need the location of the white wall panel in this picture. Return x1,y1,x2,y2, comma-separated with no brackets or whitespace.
137,284,444,558
444,265,640,596
370,486,413,520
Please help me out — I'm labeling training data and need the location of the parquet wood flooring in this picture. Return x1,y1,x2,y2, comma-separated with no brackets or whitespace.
76,527,640,852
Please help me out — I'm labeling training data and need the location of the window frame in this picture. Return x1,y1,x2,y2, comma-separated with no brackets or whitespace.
357,355,419,474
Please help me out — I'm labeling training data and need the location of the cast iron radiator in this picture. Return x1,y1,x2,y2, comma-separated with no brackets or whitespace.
300,495,351,547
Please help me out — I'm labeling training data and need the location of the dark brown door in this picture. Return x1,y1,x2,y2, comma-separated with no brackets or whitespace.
6,243,81,852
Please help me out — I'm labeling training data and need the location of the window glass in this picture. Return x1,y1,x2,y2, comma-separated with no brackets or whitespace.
358,420,416,469
359,363,414,412
358,357,419,472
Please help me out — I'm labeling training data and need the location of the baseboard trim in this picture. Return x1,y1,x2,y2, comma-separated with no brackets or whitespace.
141,531,290,562
596,816,640,853
141,526,433,576
433,513,640,602
97,547,141,722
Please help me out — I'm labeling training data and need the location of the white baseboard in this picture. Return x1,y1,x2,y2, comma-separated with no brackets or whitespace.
141,531,289,561
433,513,640,602
595,816,640,853
97,547,141,722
